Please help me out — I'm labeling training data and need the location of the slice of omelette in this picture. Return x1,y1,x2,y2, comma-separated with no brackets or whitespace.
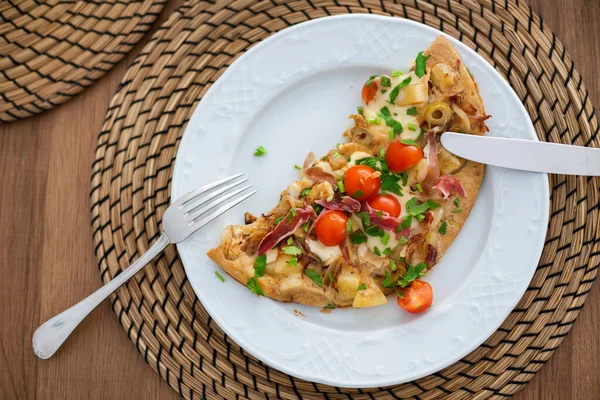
208,36,489,312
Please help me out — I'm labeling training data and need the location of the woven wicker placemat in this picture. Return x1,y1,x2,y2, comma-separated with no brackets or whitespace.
0,0,167,122
90,0,600,398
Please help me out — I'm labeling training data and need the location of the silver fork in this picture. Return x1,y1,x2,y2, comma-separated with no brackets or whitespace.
33,174,255,359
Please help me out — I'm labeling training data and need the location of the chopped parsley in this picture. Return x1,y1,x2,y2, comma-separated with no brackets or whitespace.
373,246,381,256
301,188,312,197
389,76,412,104
397,262,427,288
246,277,264,295
274,216,285,225
294,164,302,170
287,257,298,266
407,123,418,131
357,106,364,115
378,106,403,134
254,254,267,277
388,128,395,141
365,75,379,87
439,221,448,234
454,197,461,207
214,271,225,282
357,283,367,291
337,181,345,193
367,116,381,125
365,224,385,237
381,232,390,245
397,172,408,186
397,215,412,231
406,197,441,217
414,183,423,193
389,260,397,271
350,231,368,244
399,235,408,244
302,222,309,232
254,146,267,156
353,189,364,198
383,247,393,255
345,219,353,234
289,208,297,219
400,139,420,147
313,204,323,214
283,245,302,255
380,76,392,87
382,270,394,288
406,107,418,116
381,173,403,196
415,52,431,78
415,214,425,221
452,208,463,213
305,269,323,287
391,70,403,77
324,303,336,309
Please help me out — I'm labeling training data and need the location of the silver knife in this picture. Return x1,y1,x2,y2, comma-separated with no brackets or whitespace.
440,132,600,176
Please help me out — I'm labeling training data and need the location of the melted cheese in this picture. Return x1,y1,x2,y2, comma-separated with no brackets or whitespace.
306,239,342,265
362,72,422,141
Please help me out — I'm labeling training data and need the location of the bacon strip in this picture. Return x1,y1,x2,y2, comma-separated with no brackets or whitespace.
302,152,336,185
258,206,314,255
316,196,361,213
433,175,466,199
421,129,440,193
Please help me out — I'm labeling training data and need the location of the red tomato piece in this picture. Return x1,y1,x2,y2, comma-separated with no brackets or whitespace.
367,194,401,218
361,80,379,104
396,280,433,314
344,165,381,202
314,210,348,246
385,141,424,173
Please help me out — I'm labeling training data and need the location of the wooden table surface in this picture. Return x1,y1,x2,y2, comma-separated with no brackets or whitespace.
1,1,599,399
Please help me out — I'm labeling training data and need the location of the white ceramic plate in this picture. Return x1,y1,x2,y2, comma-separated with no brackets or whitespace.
171,15,549,388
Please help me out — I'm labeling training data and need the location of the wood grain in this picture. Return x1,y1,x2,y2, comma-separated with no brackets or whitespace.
0,1,598,399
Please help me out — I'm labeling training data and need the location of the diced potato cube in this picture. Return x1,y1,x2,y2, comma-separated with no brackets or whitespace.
438,147,466,174
273,254,303,275
352,286,388,308
337,273,360,300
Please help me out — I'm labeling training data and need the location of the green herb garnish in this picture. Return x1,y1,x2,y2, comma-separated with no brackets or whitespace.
346,219,353,234
246,277,264,295
366,75,379,87
353,189,364,198
381,173,403,196
274,216,285,225
337,181,345,193
214,271,225,282
406,107,418,116
400,139,420,147
439,221,447,234
301,188,312,197
305,269,323,287
415,52,431,78
302,222,309,232
388,128,395,141
397,262,427,288
325,303,336,309
390,260,397,271
399,235,408,244
357,106,364,115
373,246,381,256
357,212,370,227
365,225,385,237
406,198,441,216
294,164,302,170
383,270,394,288
407,123,418,131
350,231,368,244
397,215,412,231
380,76,392,87
357,283,367,291
254,254,267,277
452,208,463,213
287,257,298,266
391,70,403,77
254,146,267,156
381,232,390,245
415,183,423,193
389,76,412,104
383,247,393,255
283,245,302,256
367,117,381,125
454,197,461,207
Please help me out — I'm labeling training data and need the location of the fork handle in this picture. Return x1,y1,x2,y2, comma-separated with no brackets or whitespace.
32,233,170,359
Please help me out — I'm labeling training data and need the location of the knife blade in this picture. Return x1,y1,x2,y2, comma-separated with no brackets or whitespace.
440,132,600,176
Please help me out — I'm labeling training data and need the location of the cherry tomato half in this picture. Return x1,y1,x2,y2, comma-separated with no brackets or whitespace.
344,165,381,202
396,280,433,314
314,210,348,246
386,141,424,173
361,80,379,104
367,194,401,218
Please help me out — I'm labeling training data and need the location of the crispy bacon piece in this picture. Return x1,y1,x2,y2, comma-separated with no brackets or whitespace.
316,196,361,213
433,175,466,199
303,152,336,185
258,206,314,255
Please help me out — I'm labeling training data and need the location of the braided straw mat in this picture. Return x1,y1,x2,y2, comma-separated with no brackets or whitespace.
90,0,600,398
0,0,167,122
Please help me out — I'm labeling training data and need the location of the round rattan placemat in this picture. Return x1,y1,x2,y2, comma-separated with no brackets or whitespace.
0,0,167,122
90,0,600,398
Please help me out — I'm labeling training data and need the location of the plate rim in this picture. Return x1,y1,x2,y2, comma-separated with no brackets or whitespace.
172,13,550,388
